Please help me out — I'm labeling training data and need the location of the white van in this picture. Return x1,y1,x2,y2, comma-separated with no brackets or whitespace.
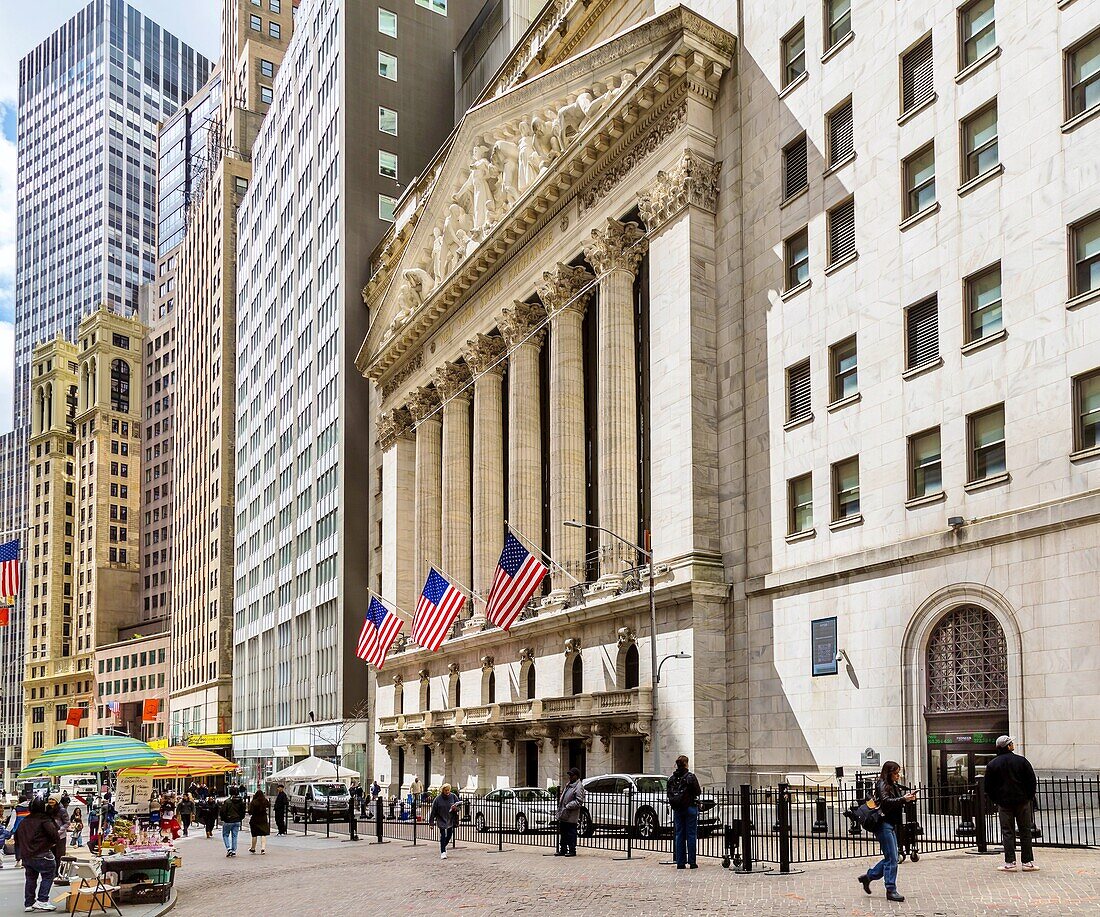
60,775,100,800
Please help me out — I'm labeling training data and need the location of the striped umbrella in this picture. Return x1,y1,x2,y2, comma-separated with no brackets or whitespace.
117,745,239,779
17,735,166,779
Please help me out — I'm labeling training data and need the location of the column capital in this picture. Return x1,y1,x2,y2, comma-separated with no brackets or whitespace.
464,333,506,377
378,406,414,450
498,300,547,348
434,361,472,402
406,385,441,422
583,217,648,277
638,150,721,233
535,263,594,316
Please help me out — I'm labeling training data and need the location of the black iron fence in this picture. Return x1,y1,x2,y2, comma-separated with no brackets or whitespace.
283,775,1100,871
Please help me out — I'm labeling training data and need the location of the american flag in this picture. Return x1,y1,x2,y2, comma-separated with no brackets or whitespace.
486,533,547,631
108,702,120,721
0,540,19,604
412,568,466,652
356,597,403,669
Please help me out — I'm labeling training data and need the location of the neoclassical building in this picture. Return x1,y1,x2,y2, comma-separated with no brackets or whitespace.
356,0,1100,793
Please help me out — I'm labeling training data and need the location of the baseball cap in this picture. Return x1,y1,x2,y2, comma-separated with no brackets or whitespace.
995,735,1015,749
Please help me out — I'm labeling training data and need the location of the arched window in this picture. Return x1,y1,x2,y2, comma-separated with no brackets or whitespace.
926,606,1008,713
110,359,130,412
393,680,404,716
448,673,461,709
624,644,640,690
420,678,431,712
526,662,536,700
487,670,496,704
570,654,583,695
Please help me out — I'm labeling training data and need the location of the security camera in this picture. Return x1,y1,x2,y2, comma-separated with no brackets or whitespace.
834,650,845,663
948,516,966,529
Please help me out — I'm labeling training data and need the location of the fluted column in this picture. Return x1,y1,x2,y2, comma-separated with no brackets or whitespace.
499,300,547,553
536,263,595,592
584,218,648,583
407,387,442,593
435,361,473,605
378,407,417,613
465,334,506,626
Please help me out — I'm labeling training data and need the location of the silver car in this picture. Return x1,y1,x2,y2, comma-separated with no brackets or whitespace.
472,787,558,834
577,773,721,840
288,781,352,822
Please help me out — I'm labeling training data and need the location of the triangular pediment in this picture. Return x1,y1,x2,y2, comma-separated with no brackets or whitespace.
358,5,734,384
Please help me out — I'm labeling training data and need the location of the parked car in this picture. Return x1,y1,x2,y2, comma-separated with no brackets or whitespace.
577,773,721,840
288,781,351,822
472,787,558,834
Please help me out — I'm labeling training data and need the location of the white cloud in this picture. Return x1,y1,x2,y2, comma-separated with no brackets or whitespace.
0,321,13,435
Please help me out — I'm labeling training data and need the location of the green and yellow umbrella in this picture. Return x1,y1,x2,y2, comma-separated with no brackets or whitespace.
118,745,238,779
17,735,167,779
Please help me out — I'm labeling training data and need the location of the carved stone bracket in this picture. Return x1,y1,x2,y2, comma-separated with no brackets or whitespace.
498,300,547,349
564,637,581,655
392,673,404,688
583,217,648,276
407,386,441,422
535,263,594,316
638,149,721,233
616,626,636,646
377,406,414,451
518,647,534,663
418,668,430,683
380,351,424,400
447,661,461,676
480,655,495,670
464,333,507,377
433,361,472,401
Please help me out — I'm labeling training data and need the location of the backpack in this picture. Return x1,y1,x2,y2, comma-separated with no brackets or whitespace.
667,772,690,809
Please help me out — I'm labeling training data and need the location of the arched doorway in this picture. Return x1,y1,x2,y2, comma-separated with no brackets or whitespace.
924,605,1008,794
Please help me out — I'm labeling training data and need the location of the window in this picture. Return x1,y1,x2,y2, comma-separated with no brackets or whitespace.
379,8,397,37
968,404,1006,482
959,0,995,68
904,143,936,218
826,97,853,167
379,194,397,222
1067,30,1100,120
788,473,814,535
783,134,808,199
525,663,536,700
379,107,397,135
110,359,131,412
378,51,398,81
827,197,856,266
379,151,398,180
259,59,274,78
624,644,639,690
1074,370,1100,452
965,263,1002,343
781,21,806,88
831,457,860,522
829,336,857,402
259,86,273,105
961,101,999,182
1072,213,1100,297
269,0,281,10
901,34,934,114
786,358,812,423
269,21,281,39
415,0,447,15
825,0,851,52
570,654,583,695
908,428,943,499
249,14,261,31
906,296,939,370
785,229,809,292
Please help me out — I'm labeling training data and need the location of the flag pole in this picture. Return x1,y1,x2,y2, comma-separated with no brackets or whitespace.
504,521,581,585
429,564,483,603
366,588,416,626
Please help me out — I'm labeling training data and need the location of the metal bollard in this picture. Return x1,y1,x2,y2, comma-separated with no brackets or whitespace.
374,796,384,843
777,783,792,873
739,785,754,873
975,776,988,853
812,795,828,833
956,792,976,836
625,786,633,860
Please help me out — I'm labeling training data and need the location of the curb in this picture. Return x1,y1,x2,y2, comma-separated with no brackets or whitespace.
146,888,177,917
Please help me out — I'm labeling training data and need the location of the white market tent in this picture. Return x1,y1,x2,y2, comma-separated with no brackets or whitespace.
268,755,359,783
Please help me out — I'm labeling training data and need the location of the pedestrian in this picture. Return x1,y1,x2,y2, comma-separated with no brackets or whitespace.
409,776,424,817
219,787,247,857
186,781,200,800
69,808,84,848
555,767,585,857
199,796,218,838
248,790,271,855
370,776,382,818
429,784,460,860
14,797,61,912
984,735,1039,872
58,793,70,813
350,779,365,819
197,784,209,802
177,795,194,837
857,761,916,903
45,796,68,867
273,785,289,836
667,755,702,869
148,792,161,830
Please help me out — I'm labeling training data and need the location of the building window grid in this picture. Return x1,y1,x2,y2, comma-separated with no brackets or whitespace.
1071,212,1100,297
824,0,852,53
827,197,856,266
788,473,814,535
908,427,943,499
906,296,940,370
785,227,810,290
904,143,936,218
829,336,857,403
781,21,807,88
826,97,854,167
831,456,860,522
901,34,935,114
378,51,398,81
1074,370,1100,453
379,8,398,37
961,100,999,182
959,0,996,69
786,358,812,423
965,262,1003,343
968,404,1007,482
783,134,808,200
379,150,398,180
379,106,398,135
1067,30,1100,120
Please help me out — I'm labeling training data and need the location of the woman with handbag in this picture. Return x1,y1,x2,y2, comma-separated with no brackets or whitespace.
858,761,917,903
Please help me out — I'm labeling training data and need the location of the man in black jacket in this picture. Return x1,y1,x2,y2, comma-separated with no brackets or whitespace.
15,797,61,911
984,736,1038,871
273,785,289,836
667,755,702,870
219,788,247,857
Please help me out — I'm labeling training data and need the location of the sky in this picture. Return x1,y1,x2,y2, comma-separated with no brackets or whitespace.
0,0,221,434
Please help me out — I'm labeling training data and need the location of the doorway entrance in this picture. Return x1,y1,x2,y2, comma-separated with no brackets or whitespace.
520,741,539,788
562,738,586,782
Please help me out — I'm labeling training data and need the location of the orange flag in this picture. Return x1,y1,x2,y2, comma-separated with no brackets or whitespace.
142,698,160,722
66,707,84,727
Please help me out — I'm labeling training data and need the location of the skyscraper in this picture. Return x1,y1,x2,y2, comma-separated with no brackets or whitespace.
1,0,209,780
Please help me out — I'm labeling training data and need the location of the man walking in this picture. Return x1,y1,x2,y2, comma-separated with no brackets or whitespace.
219,787,247,857
369,776,383,818
984,735,1038,872
555,767,585,857
273,785,289,836
667,755,702,869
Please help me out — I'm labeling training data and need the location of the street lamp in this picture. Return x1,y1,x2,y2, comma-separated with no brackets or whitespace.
657,652,691,685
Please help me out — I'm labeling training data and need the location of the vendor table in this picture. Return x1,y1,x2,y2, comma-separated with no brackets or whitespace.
99,847,180,904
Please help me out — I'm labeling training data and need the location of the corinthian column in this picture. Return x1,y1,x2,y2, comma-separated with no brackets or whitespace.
407,387,442,591
378,407,416,613
498,300,547,553
465,334,506,626
584,218,648,584
435,361,473,607
535,263,594,592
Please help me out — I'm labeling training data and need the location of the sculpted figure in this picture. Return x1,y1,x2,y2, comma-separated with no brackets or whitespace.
553,91,595,151
517,120,544,190
491,137,521,208
453,145,498,233
532,112,559,161
442,202,470,276
430,227,445,283
389,283,420,334
403,266,435,302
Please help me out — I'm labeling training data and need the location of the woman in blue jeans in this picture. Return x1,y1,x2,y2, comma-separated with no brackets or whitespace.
858,761,917,903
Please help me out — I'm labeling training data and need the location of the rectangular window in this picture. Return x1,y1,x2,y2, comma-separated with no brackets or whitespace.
269,0,281,11
785,228,810,290
378,51,398,81
826,97,854,167
249,14,261,31
812,618,839,676
783,134,808,200
906,296,939,370
961,101,999,182
968,404,1006,482
415,0,447,15
379,194,397,222
1074,370,1100,452
827,197,856,266
379,151,398,180
825,0,852,52
901,34,934,114
269,21,281,39
379,8,398,37
379,106,398,136
959,0,996,68
786,358,812,423
965,262,1002,343
782,21,807,88
788,473,814,535
1072,213,1100,297
908,427,943,499
831,456,860,521
1067,30,1100,119
259,60,274,78
260,86,273,105
829,336,857,402
904,143,936,218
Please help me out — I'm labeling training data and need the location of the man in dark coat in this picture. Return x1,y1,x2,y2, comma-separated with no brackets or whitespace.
15,797,61,911
667,755,702,869
273,785,290,836
984,735,1038,871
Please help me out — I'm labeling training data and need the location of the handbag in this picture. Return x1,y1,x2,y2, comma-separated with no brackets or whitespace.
846,799,885,833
